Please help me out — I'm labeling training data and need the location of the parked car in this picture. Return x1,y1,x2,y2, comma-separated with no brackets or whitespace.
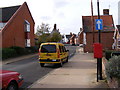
0,70,23,90
39,42,69,67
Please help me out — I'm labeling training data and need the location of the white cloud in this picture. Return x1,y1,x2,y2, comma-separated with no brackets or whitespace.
53,0,69,8
0,0,119,34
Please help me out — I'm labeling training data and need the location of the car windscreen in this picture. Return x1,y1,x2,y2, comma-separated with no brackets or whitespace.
41,45,56,53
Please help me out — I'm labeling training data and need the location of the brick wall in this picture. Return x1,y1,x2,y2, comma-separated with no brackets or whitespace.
84,32,114,53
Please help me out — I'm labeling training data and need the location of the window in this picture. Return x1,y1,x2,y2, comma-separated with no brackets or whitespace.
25,39,31,47
25,20,30,32
59,46,66,53
41,45,56,53
63,46,67,52
62,46,67,52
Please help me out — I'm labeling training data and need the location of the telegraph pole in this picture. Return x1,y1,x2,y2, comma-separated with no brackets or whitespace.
91,0,95,43
97,0,102,80
97,0,101,43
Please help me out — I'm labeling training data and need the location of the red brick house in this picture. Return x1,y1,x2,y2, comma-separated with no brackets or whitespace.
0,2,35,48
82,12,115,52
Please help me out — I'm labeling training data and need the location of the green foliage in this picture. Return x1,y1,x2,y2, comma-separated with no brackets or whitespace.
2,46,38,60
10,46,28,55
106,56,120,79
38,33,50,44
36,23,62,43
47,32,62,42
36,23,50,36
26,46,39,53
37,32,62,44
2,48,17,59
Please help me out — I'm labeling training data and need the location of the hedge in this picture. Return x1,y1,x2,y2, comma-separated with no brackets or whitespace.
2,48,17,59
2,46,39,60
106,56,120,79
105,50,120,60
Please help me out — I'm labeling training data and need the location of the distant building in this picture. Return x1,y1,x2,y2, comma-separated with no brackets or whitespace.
112,1,120,50
0,2,35,48
111,1,120,50
118,1,120,25
82,9,115,52
113,25,120,50
78,28,83,44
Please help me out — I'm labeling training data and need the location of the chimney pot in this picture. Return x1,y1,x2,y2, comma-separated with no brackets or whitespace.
103,9,109,15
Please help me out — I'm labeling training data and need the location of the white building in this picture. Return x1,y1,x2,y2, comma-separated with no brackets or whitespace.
118,1,120,25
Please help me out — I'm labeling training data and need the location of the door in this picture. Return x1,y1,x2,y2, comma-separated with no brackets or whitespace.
59,45,67,62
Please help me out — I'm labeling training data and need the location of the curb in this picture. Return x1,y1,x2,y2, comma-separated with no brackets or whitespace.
2,53,38,65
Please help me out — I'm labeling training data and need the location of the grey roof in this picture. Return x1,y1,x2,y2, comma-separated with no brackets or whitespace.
0,5,20,22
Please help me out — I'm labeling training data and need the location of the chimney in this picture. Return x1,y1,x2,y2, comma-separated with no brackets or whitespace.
53,24,57,30
103,9,109,15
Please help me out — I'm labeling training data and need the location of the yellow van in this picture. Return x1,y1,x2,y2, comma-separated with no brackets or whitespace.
39,42,69,67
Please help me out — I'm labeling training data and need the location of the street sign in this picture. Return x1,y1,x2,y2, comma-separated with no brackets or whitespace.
95,19,103,30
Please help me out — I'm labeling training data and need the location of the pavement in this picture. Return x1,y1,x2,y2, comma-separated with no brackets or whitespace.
29,47,109,88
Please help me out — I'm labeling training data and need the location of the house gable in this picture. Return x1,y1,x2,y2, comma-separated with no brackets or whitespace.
1,2,35,48
82,15,115,33
82,15,115,52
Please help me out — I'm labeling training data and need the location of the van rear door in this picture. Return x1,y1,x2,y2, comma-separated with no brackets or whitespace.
40,44,57,59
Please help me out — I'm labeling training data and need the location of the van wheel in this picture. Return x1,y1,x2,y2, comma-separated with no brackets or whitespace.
58,61,63,67
40,63,44,67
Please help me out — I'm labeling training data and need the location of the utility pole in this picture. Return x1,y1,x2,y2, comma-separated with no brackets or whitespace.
91,0,95,43
97,0,102,80
97,0,101,43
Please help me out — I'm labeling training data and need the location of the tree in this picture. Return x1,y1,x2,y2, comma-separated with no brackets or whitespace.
36,23,50,36
38,33,50,44
47,32,62,42
35,23,62,44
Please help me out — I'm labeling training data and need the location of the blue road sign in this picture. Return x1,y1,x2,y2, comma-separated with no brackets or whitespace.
95,19,103,30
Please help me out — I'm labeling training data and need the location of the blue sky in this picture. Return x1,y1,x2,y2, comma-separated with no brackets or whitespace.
0,0,119,34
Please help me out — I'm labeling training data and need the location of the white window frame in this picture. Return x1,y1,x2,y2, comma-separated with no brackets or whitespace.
25,20,30,32
25,39,31,47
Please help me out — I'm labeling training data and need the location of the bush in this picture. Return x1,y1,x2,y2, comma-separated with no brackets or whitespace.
10,46,28,55
2,46,39,60
25,46,39,53
106,56,120,79
2,48,17,59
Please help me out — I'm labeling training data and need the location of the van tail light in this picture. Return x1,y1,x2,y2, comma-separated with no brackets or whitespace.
57,49,60,58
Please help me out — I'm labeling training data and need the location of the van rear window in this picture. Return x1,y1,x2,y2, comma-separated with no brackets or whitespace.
41,45,56,53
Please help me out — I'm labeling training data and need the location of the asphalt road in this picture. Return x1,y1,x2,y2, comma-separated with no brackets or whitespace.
2,45,77,89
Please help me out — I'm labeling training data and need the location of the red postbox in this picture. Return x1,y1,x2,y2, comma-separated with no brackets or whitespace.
93,43,103,58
